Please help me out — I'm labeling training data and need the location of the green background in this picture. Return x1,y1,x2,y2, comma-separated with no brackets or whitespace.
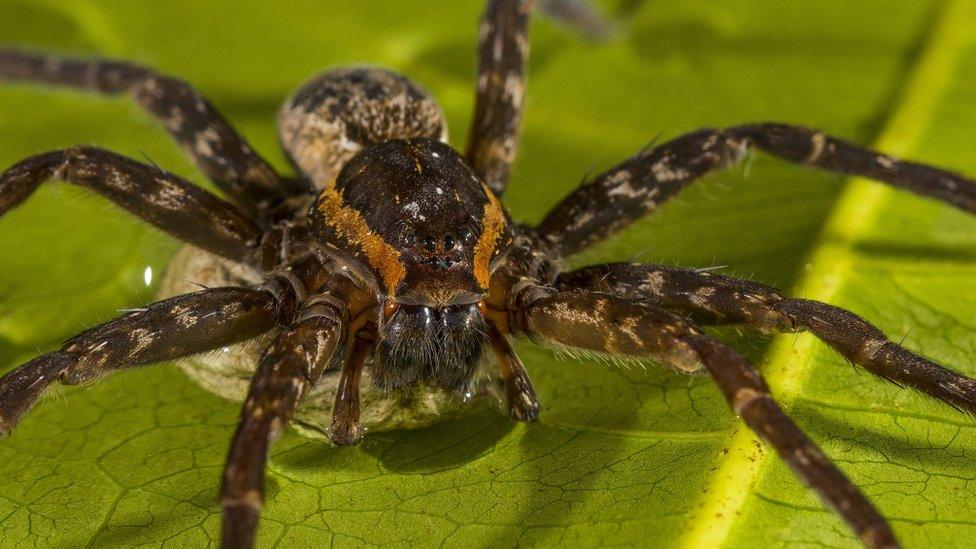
1,0,975,546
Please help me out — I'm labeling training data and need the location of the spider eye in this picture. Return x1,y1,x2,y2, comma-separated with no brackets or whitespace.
421,235,437,252
443,235,455,250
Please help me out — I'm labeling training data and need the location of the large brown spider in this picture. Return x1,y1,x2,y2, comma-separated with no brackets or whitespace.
0,1,974,547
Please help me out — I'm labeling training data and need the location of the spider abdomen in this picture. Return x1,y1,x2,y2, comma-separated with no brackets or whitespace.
278,67,448,190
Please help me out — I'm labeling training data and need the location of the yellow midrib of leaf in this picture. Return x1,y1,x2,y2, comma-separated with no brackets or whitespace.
677,0,976,546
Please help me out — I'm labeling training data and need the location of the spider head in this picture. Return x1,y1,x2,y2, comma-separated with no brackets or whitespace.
311,137,511,391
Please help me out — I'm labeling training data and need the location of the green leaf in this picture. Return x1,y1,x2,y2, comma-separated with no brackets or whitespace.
1,0,974,547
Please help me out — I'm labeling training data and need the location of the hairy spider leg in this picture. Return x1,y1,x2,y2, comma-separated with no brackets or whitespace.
328,331,371,446
0,147,261,262
537,123,976,256
557,263,976,414
466,0,532,196
512,286,899,549
487,321,541,421
217,258,368,547
0,49,302,215
0,288,278,436
222,311,346,549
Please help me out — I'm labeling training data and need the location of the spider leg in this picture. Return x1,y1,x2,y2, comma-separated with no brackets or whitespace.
537,123,976,256
0,252,330,439
221,303,345,549
466,0,531,196
0,287,277,436
512,287,898,548
487,321,541,421
0,49,303,215
0,147,261,263
329,330,371,446
557,263,976,414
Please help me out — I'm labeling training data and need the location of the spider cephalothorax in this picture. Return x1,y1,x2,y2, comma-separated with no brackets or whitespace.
1,2,975,549
313,138,510,302
312,137,510,391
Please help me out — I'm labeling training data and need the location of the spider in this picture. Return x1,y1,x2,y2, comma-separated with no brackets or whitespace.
0,1,974,548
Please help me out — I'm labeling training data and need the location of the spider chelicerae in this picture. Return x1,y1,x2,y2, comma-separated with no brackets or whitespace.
0,1,974,548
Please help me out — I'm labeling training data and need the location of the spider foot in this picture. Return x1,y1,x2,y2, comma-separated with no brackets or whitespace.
221,496,261,549
507,371,541,422
329,413,363,446
329,335,369,446
486,323,541,422
509,397,541,422
0,352,74,437
861,522,900,549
